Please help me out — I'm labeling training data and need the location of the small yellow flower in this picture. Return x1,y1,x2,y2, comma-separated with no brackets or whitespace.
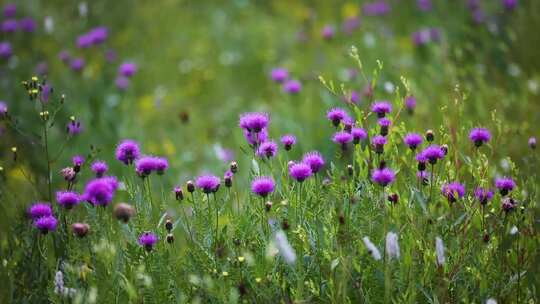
11,147,17,153
222,271,229,277
31,76,38,81
255,277,262,283
237,256,245,263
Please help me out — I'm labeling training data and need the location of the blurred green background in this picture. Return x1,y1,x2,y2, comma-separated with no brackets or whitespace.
0,0,539,230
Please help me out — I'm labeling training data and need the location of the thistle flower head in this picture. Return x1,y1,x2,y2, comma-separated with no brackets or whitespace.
113,203,135,223
282,79,301,94
138,232,158,251
404,133,423,149
495,177,515,196
405,95,416,112
115,139,140,165
351,127,367,143
377,117,392,127
371,167,395,187
91,160,108,177
34,216,58,234
239,112,270,133
441,182,465,203
326,108,348,127
270,67,288,83
321,24,335,40
474,187,493,205
28,202,53,219
288,162,312,182
371,101,392,117
56,191,80,209
67,120,83,135
332,131,353,148
529,137,537,149
280,134,296,150
196,175,221,193
469,128,491,147
421,145,445,164
302,151,325,174
72,222,90,238
256,140,278,159
82,177,118,206
119,62,137,77
251,176,275,198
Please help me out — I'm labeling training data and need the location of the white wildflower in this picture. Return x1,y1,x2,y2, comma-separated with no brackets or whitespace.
274,230,296,265
44,16,54,34
436,236,445,266
385,232,400,260
362,236,381,261
78,2,88,17
486,298,497,304
510,226,518,235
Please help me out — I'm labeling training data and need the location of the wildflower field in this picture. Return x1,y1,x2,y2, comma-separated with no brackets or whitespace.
1,1,539,303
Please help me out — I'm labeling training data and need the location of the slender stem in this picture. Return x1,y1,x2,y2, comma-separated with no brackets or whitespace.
214,193,219,254
42,105,52,201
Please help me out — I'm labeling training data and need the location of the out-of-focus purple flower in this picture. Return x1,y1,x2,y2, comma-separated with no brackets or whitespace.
0,101,7,116
56,191,80,209
0,41,13,59
430,28,441,42
19,17,36,32
529,136,537,149
469,128,491,147
196,175,221,193
28,202,53,219
257,140,278,159
115,76,130,90
154,157,169,175
371,101,392,118
302,151,325,174
3,3,16,18
332,131,353,149
421,145,445,164
105,49,117,63
474,187,493,205
72,155,85,170
70,58,85,72
404,133,423,150
371,168,395,186
289,162,312,182
139,232,158,251
321,25,335,40
372,135,387,154
35,62,48,76
251,176,275,198
67,119,83,135
119,62,137,77
239,112,270,133
441,182,465,203
363,1,391,16
351,127,367,144
91,160,108,177
495,177,515,196
343,116,355,132
34,216,58,234
215,146,235,163
1,19,17,33
76,34,93,48
58,50,70,63
135,156,158,177
467,0,481,10
270,67,288,83
502,0,518,11
40,84,52,103
116,139,140,165
283,79,301,94
412,28,431,46
471,9,486,24
327,108,348,127
89,26,108,45
342,16,361,35
280,134,296,151
405,95,416,113
378,118,391,128
82,177,118,206
417,0,432,11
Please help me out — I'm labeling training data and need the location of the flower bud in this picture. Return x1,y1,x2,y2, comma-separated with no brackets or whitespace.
174,186,183,201
71,223,90,238
281,219,290,231
388,193,399,204
113,203,135,223
265,201,272,212
187,180,195,193
425,130,434,142
166,233,175,244
165,219,173,232
224,175,232,188
230,161,238,174
347,164,354,176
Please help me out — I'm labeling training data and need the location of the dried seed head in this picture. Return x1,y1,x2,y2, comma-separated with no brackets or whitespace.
71,222,90,238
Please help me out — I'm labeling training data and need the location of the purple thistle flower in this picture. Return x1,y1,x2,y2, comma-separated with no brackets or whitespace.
529,136,537,149
138,232,158,251
372,135,387,154
0,101,7,116
289,162,312,182
415,151,427,171
239,112,270,133
34,216,58,234
502,197,517,212
257,140,278,159
19,17,36,33
412,28,431,46
363,1,391,16
371,168,396,187
441,182,465,203
342,16,361,35
417,0,432,11
72,155,85,170
404,133,423,150
474,187,493,205
371,101,392,118
417,171,429,185
56,191,80,209
115,76,130,90
196,175,221,194
332,131,353,149
77,33,93,48
3,3,16,18
89,26,108,45
405,95,416,113
28,202,53,219
135,156,159,177
378,118,392,127
302,151,325,174
327,108,348,127
82,177,118,206
244,128,268,147
67,120,83,135
283,79,302,94
0,41,13,59
116,139,140,165
270,68,288,83
469,128,491,147
495,177,515,196
351,127,367,144
1,19,17,33
421,145,445,165
321,25,335,40
251,176,275,198
91,160,108,177
502,0,518,10
70,58,85,72
119,62,137,77
345,90,360,104
155,157,169,175
58,50,70,63
280,134,296,151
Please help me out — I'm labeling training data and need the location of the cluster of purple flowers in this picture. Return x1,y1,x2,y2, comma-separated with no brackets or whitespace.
135,156,169,177
0,3,37,60
269,68,302,94
28,202,57,234
441,182,465,203
287,151,325,183
116,62,138,90
76,26,108,48
411,27,441,46
81,176,119,206
363,1,391,16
